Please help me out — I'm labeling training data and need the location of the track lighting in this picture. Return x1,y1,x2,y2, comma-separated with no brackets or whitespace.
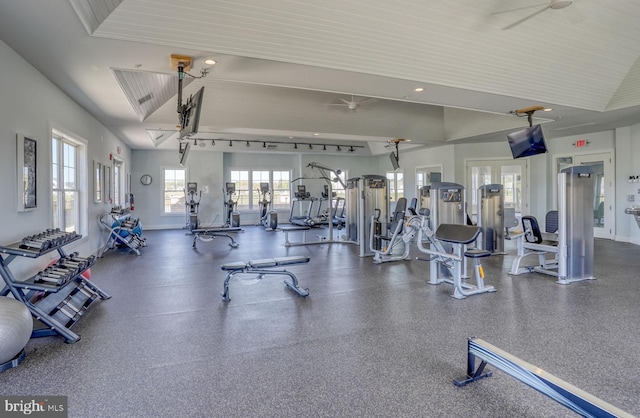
263,142,266,148
229,140,233,147
294,143,298,149
211,140,215,146
337,145,342,151
349,146,354,152
246,141,250,147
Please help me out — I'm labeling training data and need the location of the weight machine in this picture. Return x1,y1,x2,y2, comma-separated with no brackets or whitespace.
509,166,595,284
406,209,496,299
256,182,278,230
346,175,388,257
283,163,353,247
223,182,240,228
477,184,505,254
370,197,411,264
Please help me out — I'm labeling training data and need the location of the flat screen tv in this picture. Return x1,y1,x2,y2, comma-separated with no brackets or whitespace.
507,124,547,159
389,151,400,170
179,141,191,167
179,86,205,140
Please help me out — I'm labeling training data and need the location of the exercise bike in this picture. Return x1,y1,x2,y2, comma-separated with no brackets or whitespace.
224,182,241,228
256,182,278,230
184,182,201,232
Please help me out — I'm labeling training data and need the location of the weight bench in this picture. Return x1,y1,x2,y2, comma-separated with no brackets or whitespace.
509,211,561,278
280,226,312,247
220,256,310,301
191,227,242,249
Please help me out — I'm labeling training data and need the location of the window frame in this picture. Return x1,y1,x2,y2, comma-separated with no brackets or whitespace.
162,167,187,215
51,129,87,234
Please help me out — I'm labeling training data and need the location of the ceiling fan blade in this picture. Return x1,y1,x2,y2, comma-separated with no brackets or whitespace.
491,2,549,15
502,5,551,30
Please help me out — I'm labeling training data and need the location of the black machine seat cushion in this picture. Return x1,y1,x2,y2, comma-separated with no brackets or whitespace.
434,224,481,244
464,249,492,258
376,197,407,241
522,215,558,246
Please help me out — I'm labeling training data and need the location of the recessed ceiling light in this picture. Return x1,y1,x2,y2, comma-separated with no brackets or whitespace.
414,87,425,92
313,133,320,136
204,59,217,65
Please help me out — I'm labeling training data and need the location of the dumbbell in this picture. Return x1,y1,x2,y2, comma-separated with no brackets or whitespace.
20,238,51,252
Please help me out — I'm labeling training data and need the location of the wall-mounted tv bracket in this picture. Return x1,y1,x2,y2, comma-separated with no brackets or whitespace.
509,105,544,127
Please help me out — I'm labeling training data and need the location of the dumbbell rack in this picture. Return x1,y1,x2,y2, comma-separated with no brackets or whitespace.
98,211,146,256
0,231,110,344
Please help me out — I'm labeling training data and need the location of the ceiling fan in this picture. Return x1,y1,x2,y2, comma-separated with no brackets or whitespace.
494,0,576,30
330,95,378,112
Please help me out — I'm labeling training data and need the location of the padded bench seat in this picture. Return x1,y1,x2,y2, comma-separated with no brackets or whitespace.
221,256,310,271
220,256,311,301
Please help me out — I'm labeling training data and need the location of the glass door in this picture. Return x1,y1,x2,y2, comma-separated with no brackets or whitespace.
467,159,527,223
573,152,614,239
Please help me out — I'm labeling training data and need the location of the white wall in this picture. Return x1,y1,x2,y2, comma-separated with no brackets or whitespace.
0,40,131,278
133,149,379,228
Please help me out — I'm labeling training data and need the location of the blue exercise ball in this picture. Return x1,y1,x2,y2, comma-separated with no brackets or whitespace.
0,297,32,365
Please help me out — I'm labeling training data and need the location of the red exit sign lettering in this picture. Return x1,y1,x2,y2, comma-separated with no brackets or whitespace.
575,139,587,147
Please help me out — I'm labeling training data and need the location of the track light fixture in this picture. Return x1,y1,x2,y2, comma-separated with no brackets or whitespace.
187,138,366,153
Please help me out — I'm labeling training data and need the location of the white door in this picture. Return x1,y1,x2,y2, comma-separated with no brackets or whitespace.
573,152,614,239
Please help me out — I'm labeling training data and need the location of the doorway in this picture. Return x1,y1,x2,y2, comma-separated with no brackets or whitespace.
557,152,614,239
466,159,528,223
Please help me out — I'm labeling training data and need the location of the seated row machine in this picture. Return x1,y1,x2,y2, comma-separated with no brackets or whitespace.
370,197,411,264
406,209,496,299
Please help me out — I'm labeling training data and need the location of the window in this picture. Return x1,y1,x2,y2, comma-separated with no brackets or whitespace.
230,170,250,210
163,168,186,214
386,171,404,204
113,159,123,207
229,169,292,210
272,171,290,209
52,132,84,233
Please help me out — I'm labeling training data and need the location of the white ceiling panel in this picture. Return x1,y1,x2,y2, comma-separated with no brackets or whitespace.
1,0,639,151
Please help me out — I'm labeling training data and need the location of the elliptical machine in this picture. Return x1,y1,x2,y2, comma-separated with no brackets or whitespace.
223,182,240,228
185,182,201,232
256,182,278,230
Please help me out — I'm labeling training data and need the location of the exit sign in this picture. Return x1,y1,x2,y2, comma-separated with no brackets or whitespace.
575,139,587,147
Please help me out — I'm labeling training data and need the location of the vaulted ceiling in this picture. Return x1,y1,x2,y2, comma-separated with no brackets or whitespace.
1,0,640,155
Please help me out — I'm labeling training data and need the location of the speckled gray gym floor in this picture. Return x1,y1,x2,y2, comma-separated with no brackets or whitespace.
3,226,639,417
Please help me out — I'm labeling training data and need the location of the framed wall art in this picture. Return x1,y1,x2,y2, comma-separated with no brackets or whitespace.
17,134,37,211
